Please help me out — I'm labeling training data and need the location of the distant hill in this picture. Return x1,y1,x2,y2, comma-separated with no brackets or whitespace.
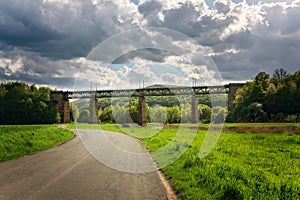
145,84,185,89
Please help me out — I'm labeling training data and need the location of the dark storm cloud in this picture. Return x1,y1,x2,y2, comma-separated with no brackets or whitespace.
112,49,174,64
0,0,136,59
0,0,66,57
0,0,300,88
0,0,61,45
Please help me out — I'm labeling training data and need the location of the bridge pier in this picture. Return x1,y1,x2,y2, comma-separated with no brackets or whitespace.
191,95,199,123
227,83,244,112
89,98,99,124
50,92,70,123
138,96,147,126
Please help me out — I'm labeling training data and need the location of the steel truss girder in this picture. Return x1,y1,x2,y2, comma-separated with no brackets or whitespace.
66,85,229,99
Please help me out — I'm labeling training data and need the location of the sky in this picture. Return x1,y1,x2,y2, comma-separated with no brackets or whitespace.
0,0,300,90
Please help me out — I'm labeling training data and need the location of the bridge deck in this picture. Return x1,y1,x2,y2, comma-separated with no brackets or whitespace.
56,85,230,99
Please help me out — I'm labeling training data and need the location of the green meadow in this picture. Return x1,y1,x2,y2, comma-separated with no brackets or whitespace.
70,123,300,199
3,123,299,198
0,125,74,162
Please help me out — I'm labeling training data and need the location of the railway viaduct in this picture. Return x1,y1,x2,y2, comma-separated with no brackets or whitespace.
50,83,244,126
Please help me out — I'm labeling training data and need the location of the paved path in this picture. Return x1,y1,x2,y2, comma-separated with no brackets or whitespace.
0,130,167,200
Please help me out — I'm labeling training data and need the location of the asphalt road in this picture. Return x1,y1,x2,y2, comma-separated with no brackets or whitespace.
0,129,167,200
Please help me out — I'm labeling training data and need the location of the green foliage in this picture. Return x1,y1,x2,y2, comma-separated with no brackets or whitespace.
149,105,167,123
198,104,211,123
112,104,132,123
231,69,300,122
180,104,191,123
285,115,298,123
0,125,74,161
0,82,60,124
244,102,267,122
98,98,112,110
99,106,114,123
147,96,180,107
97,97,199,124
70,103,80,122
212,106,227,124
166,106,181,123
77,110,90,123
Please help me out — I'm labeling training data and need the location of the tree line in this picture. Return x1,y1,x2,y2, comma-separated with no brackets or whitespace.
228,69,300,122
0,82,60,124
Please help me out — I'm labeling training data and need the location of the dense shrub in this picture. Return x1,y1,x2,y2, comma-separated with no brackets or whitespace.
198,104,211,123
0,82,60,124
77,110,90,123
149,105,167,123
212,106,227,124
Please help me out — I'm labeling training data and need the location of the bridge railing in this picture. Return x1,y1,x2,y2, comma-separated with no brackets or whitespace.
66,85,230,99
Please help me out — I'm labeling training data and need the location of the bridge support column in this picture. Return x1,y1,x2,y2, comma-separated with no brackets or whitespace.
89,98,98,124
50,92,70,123
228,83,244,112
63,101,70,123
138,96,147,126
191,95,199,123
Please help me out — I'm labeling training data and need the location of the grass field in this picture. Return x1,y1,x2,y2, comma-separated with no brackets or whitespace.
151,130,300,199
69,123,300,199
0,125,74,162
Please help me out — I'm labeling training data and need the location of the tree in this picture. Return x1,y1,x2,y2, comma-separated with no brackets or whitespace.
198,104,211,123
255,72,270,90
180,104,191,123
166,106,181,123
0,85,6,97
78,110,90,123
70,103,80,122
211,106,227,124
230,69,300,122
99,106,114,123
149,105,167,123
244,102,267,122
273,68,287,80
0,82,60,124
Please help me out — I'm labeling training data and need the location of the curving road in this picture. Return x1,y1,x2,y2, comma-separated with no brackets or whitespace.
0,129,167,200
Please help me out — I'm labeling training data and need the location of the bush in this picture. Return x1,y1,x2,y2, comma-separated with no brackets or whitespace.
244,102,267,122
149,105,167,123
198,104,211,123
99,106,114,123
77,110,90,123
166,106,181,123
181,104,191,123
285,115,298,123
212,106,227,124
270,113,286,122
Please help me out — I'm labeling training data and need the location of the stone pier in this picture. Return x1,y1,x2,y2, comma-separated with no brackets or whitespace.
89,98,99,124
191,95,199,123
138,96,147,126
50,92,70,123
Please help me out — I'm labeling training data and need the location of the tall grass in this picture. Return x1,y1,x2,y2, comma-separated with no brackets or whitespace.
0,125,74,162
141,130,300,199
87,123,300,199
